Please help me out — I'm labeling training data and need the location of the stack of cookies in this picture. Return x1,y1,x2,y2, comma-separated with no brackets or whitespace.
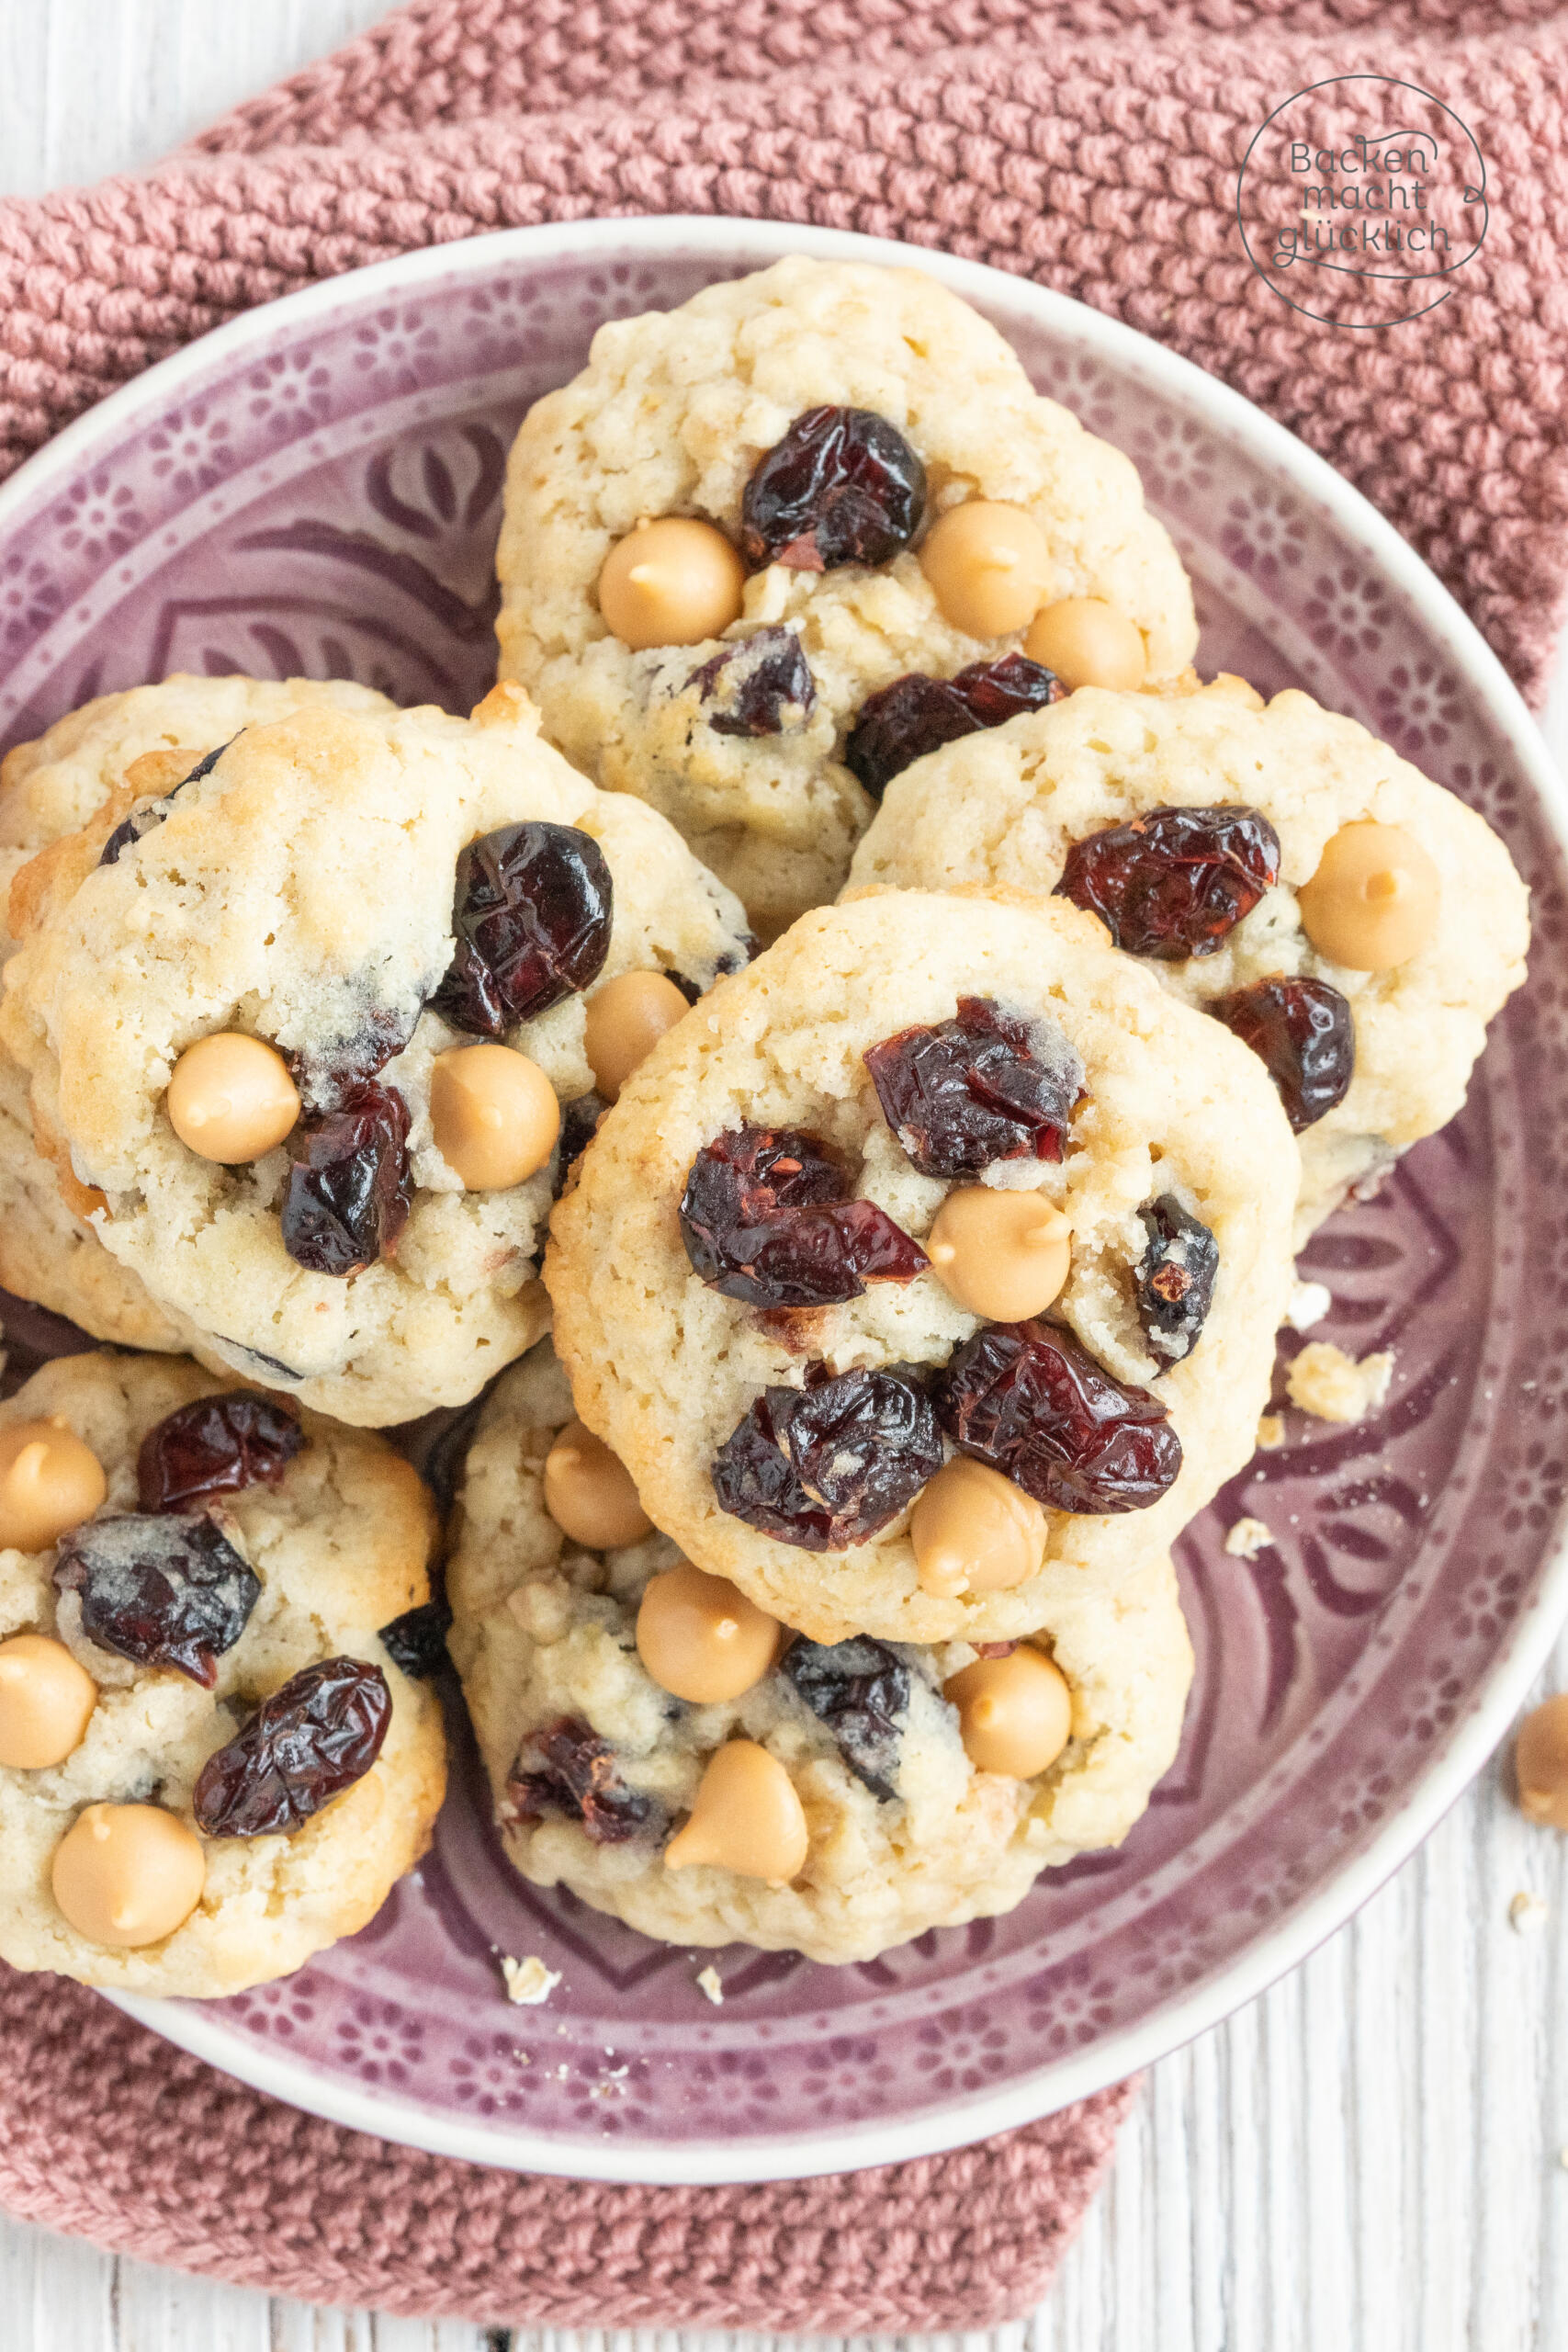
0,259,1530,1991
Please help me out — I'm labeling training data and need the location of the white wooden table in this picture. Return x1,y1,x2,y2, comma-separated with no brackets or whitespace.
6,11,1568,2346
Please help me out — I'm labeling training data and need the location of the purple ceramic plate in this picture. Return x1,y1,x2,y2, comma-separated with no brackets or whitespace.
1,221,1564,2185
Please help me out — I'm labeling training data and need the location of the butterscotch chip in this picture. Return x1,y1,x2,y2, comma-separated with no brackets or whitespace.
0,1634,97,1770
944,1646,1073,1779
598,517,747,651
165,1033,300,1165
1517,1696,1568,1829
429,1044,559,1191
1298,820,1440,971
543,1420,651,1550
0,1416,107,1551
635,1563,778,1703
919,503,1053,639
909,1458,1047,1600
663,1740,808,1883
925,1186,1071,1321
1025,597,1146,691
583,970,691,1102
51,1803,206,1950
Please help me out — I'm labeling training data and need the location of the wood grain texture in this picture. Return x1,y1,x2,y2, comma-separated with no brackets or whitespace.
3,10,1568,2346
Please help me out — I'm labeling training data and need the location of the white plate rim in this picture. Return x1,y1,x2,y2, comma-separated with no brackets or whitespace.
0,211,1562,2184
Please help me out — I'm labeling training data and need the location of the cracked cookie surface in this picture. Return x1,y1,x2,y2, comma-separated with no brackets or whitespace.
496,257,1197,933
546,889,1296,1644
0,684,751,1422
849,685,1530,1236
0,1350,446,1996
0,675,397,1352
448,1344,1192,1962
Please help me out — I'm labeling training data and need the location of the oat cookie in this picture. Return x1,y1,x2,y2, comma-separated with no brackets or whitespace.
547,889,1296,1645
1,684,752,1424
848,685,1530,1235
0,1351,446,1996
0,673,396,889
0,1048,190,1350
0,674,400,1349
447,1345,1192,1962
496,257,1197,932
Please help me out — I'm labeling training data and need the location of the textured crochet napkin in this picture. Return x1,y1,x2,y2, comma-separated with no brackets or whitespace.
0,0,1558,2324
0,1962,1134,2327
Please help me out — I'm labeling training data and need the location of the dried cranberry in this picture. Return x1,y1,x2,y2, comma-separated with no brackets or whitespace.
679,1125,927,1310
1134,1196,1219,1366
687,627,816,736
297,1007,417,1115
740,406,926,572
54,1514,260,1688
378,1597,454,1679
194,1657,392,1837
137,1393,305,1513
935,1321,1182,1514
712,1363,942,1550
865,996,1085,1178
280,1080,412,1277
844,655,1064,800
505,1715,665,1845
1055,805,1280,960
98,741,231,867
1210,975,1355,1132
433,822,613,1038
781,1635,909,1799
551,1089,609,1198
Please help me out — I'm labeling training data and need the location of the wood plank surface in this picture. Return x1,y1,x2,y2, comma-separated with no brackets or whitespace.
4,10,1568,2346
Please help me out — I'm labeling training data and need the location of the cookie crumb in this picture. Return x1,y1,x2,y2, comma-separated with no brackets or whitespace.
501,1953,561,2007
696,1964,725,2006
1286,1342,1394,1425
1509,1890,1550,1934
1255,1414,1286,1452
1224,1517,1272,1560
1285,1280,1332,1333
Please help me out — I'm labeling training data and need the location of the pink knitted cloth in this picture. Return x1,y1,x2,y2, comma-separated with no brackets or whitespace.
1,0,1567,693
0,1962,1134,2326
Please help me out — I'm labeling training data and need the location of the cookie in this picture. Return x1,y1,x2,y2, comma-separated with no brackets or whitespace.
0,1049,189,1350
0,674,400,1351
848,684,1530,1235
546,889,1296,1645
0,683,752,1425
495,256,1197,933
447,1345,1192,1963
0,672,397,889
0,1351,446,1997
